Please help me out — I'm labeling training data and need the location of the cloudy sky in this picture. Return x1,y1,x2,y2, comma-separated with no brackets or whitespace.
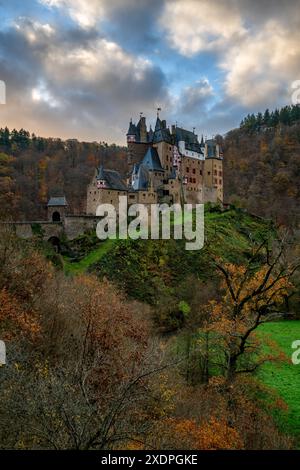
0,0,299,144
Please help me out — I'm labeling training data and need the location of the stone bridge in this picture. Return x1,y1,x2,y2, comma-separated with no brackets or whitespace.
1,215,100,248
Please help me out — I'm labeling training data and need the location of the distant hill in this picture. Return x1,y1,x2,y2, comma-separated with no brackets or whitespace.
0,128,127,220
223,105,300,227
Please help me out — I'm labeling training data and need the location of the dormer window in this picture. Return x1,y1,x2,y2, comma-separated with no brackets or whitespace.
97,179,107,189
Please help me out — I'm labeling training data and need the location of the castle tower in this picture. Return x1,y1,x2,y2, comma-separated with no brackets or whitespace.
138,116,147,143
203,139,223,202
127,119,137,143
127,115,151,172
47,196,68,222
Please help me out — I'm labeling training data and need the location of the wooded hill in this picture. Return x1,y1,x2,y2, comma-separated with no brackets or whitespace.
223,105,300,227
1,103,300,228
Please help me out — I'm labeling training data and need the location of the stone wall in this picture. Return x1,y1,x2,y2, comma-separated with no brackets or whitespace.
9,222,64,240
63,215,99,239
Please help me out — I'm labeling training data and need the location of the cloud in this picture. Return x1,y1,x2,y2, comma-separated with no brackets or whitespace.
161,0,300,111
160,0,246,56
0,17,168,142
2,0,300,142
222,20,300,107
177,78,214,115
39,0,105,29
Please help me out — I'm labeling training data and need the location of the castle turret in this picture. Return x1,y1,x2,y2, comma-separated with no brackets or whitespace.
47,196,68,222
137,115,147,143
127,119,137,143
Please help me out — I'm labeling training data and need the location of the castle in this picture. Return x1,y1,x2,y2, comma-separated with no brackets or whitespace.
86,113,223,214
3,113,224,249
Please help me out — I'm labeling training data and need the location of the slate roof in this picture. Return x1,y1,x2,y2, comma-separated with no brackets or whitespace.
142,147,164,172
174,127,202,153
127,119,138,135
152,117,173,144
47,196,68,207
96,166,128,191
132,163,150,191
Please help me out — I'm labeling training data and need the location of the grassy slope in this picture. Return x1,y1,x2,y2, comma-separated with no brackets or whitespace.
61,208,300,440
63,239,115,274
258,321,300,441
62,208,268,276
89,208,272,303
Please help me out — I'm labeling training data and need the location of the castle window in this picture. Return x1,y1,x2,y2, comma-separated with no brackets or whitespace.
219,171,222,176
214,170,217,175
52,211,60,222
200,170,202,175
219,179,222,185
214,178,218,184
192,168,196,174
186,167,189,172
208,171,211,175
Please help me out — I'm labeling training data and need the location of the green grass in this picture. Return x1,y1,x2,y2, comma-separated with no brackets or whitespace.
258,320,300,441
63,238,116,275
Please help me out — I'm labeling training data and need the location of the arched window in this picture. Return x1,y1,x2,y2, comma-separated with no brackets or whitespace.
52,211,61,222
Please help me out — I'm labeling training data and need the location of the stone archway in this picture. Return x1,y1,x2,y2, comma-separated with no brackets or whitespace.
47,236,61,253
52,211,61,222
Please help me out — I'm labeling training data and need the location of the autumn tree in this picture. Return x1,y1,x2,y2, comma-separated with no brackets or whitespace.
207,236,298,382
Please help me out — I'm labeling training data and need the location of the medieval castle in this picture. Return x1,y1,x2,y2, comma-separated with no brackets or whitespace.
86,113,223,214
4,113,224,246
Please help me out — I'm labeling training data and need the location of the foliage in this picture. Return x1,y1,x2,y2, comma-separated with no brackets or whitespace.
240,105,300,132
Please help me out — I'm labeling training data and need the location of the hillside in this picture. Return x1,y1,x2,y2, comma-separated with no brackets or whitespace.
0,128,127,220
60,207,300,442
223,107,300,227
62,207,274,330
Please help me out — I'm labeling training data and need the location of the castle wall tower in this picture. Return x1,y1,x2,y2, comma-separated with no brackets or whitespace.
127,116,151,172
203,140,223,202
139,116,147,143
47,196,68,222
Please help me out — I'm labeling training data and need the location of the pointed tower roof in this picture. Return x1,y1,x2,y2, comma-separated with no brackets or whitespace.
142,147,164,172
127,119,137,135
153,117,172,144
132,164,150,191
155,116,162,132
97,165,106,180
148,125,154,142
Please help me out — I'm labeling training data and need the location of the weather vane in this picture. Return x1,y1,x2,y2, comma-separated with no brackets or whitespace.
157,107,161,117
